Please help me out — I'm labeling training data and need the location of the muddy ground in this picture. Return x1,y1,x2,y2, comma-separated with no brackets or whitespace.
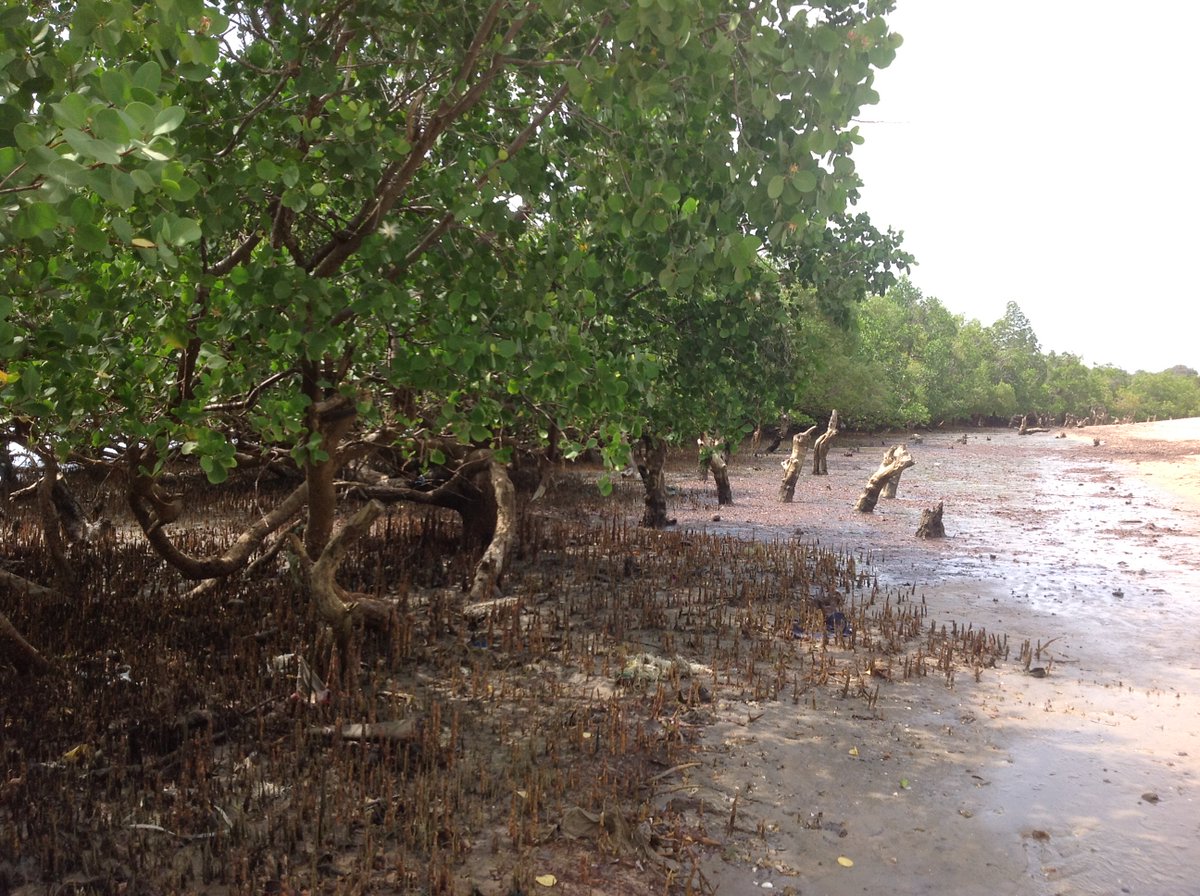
670,419,1200,896
2,420,1198,895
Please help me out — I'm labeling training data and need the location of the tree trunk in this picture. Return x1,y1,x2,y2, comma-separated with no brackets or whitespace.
708,450,733,505
812,409,839,475
298,500,395,664
779,425,817,502
36,455,74,588
467,459,516,602
916,502,945,538
335,448,517,605
304,395,359,558
855,444,915,512
634,435,672,528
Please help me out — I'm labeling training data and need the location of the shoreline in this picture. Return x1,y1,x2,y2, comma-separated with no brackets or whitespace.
1062,418,1200,515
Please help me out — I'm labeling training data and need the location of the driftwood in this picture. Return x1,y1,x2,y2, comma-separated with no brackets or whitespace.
1018,417,1049,436
310,718,421,743
916,502,945,538
811,410,839,475
778,425,817,502
855,444,914,512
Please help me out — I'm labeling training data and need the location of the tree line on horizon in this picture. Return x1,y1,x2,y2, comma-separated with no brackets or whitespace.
768,279,1200,432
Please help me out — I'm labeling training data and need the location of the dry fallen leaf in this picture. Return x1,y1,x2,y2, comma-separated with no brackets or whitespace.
535,873,558,887
837,856,854,867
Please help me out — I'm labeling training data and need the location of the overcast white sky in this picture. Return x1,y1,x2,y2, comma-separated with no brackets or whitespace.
850,1,1200,373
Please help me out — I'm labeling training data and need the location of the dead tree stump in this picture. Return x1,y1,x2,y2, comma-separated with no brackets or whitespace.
855,444,914,512
698,434,733,505
881,444,906,498
778,425,818,502
916,502,945,538
709,450,733,505
811,410,839,475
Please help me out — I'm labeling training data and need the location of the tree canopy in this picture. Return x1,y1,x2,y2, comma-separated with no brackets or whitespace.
3,1,908,487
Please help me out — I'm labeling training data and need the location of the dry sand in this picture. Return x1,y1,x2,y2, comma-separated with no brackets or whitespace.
659,420,1200,896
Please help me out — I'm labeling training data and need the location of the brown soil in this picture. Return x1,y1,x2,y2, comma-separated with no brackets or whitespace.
2,420,1198,896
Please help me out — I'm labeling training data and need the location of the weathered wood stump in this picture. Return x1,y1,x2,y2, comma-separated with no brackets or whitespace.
811,410,839,475
916,502,945,538
709,450,733,505
881,444,906,498
1018,416,1049,436
778,425,818,502
698,434,733,505
855,444,914,512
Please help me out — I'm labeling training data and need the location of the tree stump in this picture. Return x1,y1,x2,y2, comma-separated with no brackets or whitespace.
916,502,945,538
811,409,839,475
779,425,817,502
698,434,732,505
881,444,905,498
855,444,914,512
708,450,733,505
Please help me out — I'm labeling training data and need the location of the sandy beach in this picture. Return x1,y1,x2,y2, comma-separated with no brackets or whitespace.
661,419,1200,896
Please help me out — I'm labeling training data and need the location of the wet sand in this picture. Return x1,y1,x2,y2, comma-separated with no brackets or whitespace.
663,420,1200,895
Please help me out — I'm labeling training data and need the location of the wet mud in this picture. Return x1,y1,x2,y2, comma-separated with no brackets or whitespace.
661,422,1200,895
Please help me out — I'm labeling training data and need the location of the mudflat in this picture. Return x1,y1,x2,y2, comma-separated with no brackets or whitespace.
665,419,1200,896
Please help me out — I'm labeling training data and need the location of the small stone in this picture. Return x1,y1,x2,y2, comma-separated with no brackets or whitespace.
1141,792,1160,804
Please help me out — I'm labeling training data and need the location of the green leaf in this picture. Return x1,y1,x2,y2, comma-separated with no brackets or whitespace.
75,223,108,252
167,216,202,245
152,106,186,135
131,60,161,93
122,101,156,132
14,201,58,238
93,107,132,144
50,93,94,130
790,169,817,193
562,66,587,97
767,175,785,200
13,123,44,151
64,129,122,165
99,68,131,104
